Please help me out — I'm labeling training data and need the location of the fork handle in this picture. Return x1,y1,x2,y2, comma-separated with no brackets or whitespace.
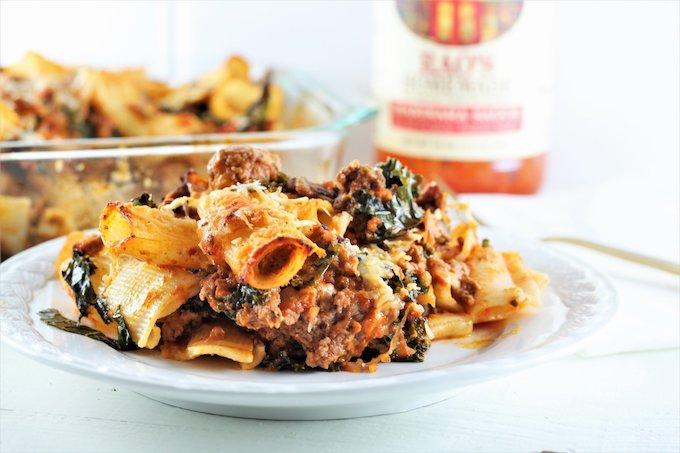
541,236,680,276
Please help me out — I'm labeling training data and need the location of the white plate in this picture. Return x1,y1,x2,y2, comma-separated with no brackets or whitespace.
0,228,617,420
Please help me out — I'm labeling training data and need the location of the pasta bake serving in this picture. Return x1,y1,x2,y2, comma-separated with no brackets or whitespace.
43,146,548,371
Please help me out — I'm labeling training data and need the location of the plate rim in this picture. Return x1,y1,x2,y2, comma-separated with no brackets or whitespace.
0,230,618,397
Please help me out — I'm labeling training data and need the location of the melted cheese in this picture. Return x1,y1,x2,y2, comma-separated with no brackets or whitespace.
357,245,403,314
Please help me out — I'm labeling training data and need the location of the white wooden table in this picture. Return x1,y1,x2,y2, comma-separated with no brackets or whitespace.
1,346,678,452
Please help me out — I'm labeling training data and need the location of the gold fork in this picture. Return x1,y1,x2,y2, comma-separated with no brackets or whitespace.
434,178,680,276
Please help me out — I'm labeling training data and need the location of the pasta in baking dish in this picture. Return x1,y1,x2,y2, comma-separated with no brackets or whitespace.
0,52,283,141
43,146,548,372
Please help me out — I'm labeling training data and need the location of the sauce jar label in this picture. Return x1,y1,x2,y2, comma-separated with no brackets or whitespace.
373,0,555,161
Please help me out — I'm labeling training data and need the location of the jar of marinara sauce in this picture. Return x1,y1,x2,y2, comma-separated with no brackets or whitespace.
373,0,555,194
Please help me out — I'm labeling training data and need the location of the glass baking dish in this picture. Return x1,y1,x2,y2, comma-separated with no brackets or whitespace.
0,69,376,256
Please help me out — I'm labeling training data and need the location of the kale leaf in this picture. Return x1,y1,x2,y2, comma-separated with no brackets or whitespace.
392,317,431,363
351,159,424,242
58,252,136,350
62,252,104,320
378,158,424,231
267,172,337,200
358,310,431,364
388,271,426,304
230,284,268,308
130,193,157,208
111,307,135,350
94,297,111,324
217,284,270,320
378,158,421,196
261,341,309,371
39,308,137,351
181,295,219,317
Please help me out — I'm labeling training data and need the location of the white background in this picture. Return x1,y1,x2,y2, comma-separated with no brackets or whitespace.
1,0,678,192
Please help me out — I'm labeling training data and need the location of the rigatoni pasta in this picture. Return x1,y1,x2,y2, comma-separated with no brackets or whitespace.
177,320,263,364
100,202,207,269
467,245,526,323
104,255,200,348
197,186,325,289
427,313,473,340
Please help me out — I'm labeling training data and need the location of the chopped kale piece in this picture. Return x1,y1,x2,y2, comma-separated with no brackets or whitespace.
182,295,218,315
392,317,431,363
378,158,424,234
388,271,425,304
39,308,137,351
111,307,135,350
179,295,224,326
94,297,111,324
217,284,270,320
482,238,490,248
230,284,268,308
62,252,99,319
267,172,337,201
361,314,430,363
130,193,158,208
352,189,392,227
406,318,432,361
378,158,421,198
56,251,136,350
350,159,424,242
261,342,309,371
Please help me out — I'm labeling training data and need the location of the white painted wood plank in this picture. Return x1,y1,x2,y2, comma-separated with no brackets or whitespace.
1,347,678,452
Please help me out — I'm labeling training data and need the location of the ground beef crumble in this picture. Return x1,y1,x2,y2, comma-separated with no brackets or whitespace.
332,160,392,211
207,145,281,189
331,160,396,244
417,181,445,211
